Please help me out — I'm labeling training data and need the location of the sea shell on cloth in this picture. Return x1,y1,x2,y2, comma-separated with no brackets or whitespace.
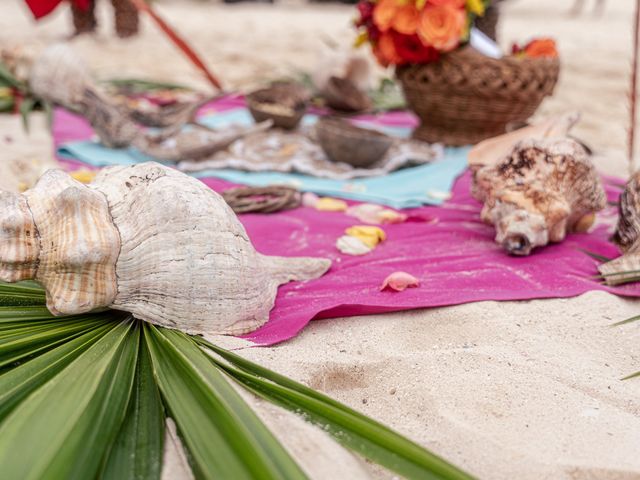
468,112,581,172
473,137,607,255
598,171,640,285
0,163,331,335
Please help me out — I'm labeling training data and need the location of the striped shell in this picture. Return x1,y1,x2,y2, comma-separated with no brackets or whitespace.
0,163,330,335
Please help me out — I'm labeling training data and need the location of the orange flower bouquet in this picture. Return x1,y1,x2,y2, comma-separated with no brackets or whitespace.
355,0,489,67
355,1,560,146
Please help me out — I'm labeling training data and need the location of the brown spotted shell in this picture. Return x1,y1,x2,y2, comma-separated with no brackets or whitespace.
473,137,607,255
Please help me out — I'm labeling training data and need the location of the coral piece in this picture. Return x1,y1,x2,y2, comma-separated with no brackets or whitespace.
598,172,640,285
0,163,330,335
473,137,606,255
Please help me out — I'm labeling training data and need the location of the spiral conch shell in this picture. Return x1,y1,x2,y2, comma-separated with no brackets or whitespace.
472,137,607,255
598,172,640,285
0,163,331,335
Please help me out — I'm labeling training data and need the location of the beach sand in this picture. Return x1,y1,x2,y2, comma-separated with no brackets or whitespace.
1,0,639,478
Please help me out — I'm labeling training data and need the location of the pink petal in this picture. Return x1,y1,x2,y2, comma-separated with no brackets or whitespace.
380,272,420,292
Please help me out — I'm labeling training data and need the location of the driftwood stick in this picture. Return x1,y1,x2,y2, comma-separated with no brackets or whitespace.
127,0,223,91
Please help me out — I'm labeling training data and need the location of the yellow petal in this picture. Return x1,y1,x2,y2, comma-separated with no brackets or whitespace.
70,169,97,184
316,197,348,212
467,0,485,16
345,225,386,248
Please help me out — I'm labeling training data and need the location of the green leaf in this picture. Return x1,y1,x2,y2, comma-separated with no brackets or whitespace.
0,96,14,112
197,338,474,480
0,282,47,307
0,321,117,421
578,248,612,263
622,371,640,380
144,325,308,480
105,78,193,92
0,62,24,89
19,96,37,133
0,316,107,368
0,305,54,321
0,318,139,479
100,329,165,480
611,314,640,327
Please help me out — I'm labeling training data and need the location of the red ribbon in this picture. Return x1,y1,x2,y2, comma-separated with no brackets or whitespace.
25,0,91,20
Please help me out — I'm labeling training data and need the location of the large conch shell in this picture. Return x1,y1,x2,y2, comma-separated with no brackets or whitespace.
598,172,640,285
0,163,330,334
473,137,607,255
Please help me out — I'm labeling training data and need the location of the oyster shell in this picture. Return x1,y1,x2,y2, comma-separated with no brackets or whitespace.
0,163,330,335
598,172,640,285
473,137,607,255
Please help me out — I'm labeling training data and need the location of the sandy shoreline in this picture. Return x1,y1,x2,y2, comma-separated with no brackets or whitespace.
1,1,640,478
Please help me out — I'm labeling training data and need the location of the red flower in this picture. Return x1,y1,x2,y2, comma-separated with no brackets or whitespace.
24,0,91,20
392,31,440,64
357,0,375,23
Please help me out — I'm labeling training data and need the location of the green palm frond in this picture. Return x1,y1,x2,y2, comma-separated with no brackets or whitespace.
612,313,639,380
0,281,473,479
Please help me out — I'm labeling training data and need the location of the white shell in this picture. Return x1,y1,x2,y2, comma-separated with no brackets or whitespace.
0,163,330,335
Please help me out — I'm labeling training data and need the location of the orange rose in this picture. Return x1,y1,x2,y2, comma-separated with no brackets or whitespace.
373,0,399,32
524,38,558,58
374,0,419,35
392,5,420,35
374,32,403,66
417,4,466,52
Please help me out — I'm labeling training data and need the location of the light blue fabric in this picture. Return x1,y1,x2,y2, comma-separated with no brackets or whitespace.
56,109,469,209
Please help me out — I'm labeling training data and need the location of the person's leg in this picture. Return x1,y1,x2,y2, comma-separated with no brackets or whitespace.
111,0,139,38
71,0,97,35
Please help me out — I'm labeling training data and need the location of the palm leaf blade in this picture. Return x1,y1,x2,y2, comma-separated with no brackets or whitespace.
0,319,138,479
198,338,473,480
100,327,166,480
144,325,308,480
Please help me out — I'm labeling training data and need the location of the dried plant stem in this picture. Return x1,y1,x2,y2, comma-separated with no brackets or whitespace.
630,0,640,174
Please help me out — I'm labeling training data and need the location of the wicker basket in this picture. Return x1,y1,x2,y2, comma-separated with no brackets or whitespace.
396,47,560,146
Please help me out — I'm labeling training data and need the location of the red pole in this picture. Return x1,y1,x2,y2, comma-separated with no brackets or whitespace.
630,0,639,174
127,0,223,91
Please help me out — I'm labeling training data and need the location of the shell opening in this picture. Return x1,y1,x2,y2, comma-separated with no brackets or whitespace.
502,233,533,256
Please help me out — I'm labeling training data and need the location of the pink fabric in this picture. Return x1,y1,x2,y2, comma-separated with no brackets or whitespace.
52,100,640,345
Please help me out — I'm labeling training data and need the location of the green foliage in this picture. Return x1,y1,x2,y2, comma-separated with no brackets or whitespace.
0,281,473,479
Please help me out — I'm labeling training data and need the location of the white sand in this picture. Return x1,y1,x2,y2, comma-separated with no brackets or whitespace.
1,0,640,478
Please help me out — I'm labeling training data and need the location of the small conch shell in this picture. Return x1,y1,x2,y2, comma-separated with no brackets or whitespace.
598,171,640,285
473,137,607,255
0,163,330,335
